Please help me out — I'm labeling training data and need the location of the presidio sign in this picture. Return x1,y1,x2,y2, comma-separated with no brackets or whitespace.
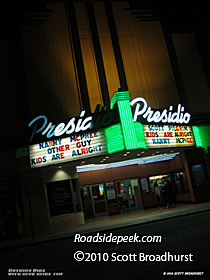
29,96,191,141
130,97,191,124
28,91,198,168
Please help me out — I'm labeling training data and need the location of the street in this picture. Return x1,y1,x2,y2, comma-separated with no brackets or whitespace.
1,211,210,279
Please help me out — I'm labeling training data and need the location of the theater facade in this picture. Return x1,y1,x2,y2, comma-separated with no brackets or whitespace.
15,90,210,238
2,1,210,242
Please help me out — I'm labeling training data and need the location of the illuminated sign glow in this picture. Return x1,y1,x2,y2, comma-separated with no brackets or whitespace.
143,125,195,148
192,126,203,147
130,97,191,124
28,95,191,143
28,107,119,143
76,153,180,172
111,91,138,150
28,91,197,168
28,111,92,142
29,131,107,168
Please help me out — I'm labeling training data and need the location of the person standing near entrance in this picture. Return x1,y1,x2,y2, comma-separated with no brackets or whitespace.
154,182,161,209
162,179,173,208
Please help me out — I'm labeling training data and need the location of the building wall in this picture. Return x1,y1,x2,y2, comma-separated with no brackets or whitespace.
0,40,25,138
1,1,210,241
22,3,82,121
94,1,121,100
112,1,179,108
172,33,210,115
20,164,84,237
195,30,210,92
20,1,210,120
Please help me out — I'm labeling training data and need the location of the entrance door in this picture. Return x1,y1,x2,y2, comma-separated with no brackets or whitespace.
130,178,144,209
115,178,143,211
115,180,129,211
80,187,94,218
90,184,108,216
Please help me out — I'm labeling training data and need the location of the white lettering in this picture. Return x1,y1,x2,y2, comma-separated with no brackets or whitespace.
130,98,147,121
29,112,93,142
131,98,191,125
54,123,65,136
29,97,191,142
81,116,92,131
65,118,76,134
41,122,54,136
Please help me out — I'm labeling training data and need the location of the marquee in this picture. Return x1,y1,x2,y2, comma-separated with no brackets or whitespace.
28,90,200,168
29,131,107,168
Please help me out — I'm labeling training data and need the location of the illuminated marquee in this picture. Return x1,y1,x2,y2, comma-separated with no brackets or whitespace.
28,107,119,143
143,125,195,148
29,131,107,168
130,97,191,124
28,95,191,143
28,91,198,168
28,111,92,141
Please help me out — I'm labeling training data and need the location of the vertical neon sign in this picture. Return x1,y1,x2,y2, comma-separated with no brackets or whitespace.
110,91,141,150
192,126,203,147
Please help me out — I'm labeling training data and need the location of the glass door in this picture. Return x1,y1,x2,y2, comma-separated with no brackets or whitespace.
80,186,94,218
130,178,144,209
115,178,143,211
115,180,129,211
90,184,108,215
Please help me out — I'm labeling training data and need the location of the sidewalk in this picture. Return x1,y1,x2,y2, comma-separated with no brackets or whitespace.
1,201,210,249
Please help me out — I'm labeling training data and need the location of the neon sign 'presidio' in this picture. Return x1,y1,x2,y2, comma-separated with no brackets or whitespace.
130,97,191,124
28,97,191,141
28,110,92,142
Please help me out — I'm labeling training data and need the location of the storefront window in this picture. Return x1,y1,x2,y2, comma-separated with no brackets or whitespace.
46,180,74,217
115,178,142,211
149,175,169,192
191,164,209,191
149,172,189,194
92,184,105,201
140,178,150,193
171,171,188,193
116,181,125,195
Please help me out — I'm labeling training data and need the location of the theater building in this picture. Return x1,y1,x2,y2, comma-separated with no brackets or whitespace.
1,1,210,240
16,89,210,238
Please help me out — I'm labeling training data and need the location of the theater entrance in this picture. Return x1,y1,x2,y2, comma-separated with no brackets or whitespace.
115,178,144,211
80,178,143,219
80,183,108,218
